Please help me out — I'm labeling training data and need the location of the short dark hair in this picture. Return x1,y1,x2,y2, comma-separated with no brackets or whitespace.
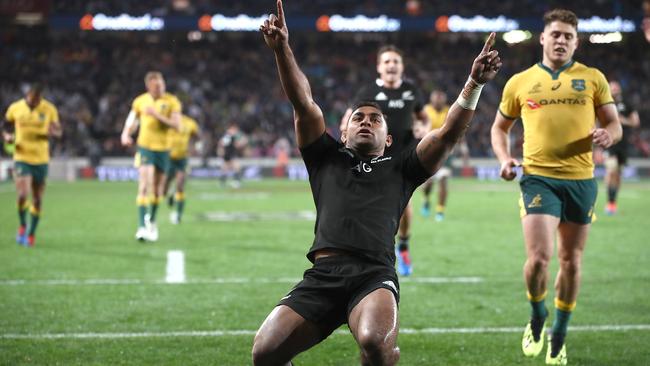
377,45,404,63
28,82,44,95
543,9,578,29
349,101,388,124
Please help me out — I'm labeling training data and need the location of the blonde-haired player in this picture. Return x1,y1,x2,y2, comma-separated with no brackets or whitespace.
121,71,181,241
164,113,200,224
491,9,622,364
2,83,62,247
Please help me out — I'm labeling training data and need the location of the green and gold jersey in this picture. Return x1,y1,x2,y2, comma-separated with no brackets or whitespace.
132,92,182,151
424,104,449,130
5,98,60,164
499,61,614,179
168,115,199,159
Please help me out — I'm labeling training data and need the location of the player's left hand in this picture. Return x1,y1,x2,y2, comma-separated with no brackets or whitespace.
2,131,14,143
592,128,614,148
260,0,289,52
470,32,501,84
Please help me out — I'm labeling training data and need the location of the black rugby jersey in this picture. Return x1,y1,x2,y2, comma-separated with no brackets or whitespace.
300,132,430,267
353,79,424,154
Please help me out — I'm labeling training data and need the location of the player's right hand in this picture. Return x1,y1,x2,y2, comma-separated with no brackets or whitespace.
499,158,520,181
260,0,288,51
121,134,133,147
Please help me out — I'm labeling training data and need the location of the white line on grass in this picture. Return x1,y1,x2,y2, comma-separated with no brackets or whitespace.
0,277,483,286
3,324,649,340
165,250,186,284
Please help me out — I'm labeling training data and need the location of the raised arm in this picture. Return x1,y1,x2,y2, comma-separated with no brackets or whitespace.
416,33,501,174
260,0,325,148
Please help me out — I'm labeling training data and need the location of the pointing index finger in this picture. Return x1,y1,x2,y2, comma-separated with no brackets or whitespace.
482,32,495,53
277,0,285,25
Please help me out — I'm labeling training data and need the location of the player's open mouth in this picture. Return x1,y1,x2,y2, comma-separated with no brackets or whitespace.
554,47,566,54
358,128,373,135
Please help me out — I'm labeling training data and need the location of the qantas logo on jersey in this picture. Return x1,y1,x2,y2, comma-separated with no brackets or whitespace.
526,99,541,109
527,98,586,109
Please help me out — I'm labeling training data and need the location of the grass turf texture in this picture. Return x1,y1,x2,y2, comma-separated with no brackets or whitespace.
1,179,649,365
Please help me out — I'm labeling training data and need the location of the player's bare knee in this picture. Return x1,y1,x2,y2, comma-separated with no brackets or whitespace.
528,255,550,273
558,257,580,277
357,330,395,365
251,338,282,366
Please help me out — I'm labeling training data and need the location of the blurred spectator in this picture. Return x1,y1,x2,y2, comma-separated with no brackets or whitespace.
1,29,648,161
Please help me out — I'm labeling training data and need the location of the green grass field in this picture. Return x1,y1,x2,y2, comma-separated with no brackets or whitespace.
1,178,649,365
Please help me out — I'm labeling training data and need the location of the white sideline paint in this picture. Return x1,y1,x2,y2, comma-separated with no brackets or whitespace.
2,324,649,340
0,277,483,286
165,250,186,284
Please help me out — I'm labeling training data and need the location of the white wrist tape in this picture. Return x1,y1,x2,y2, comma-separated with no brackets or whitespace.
456,77,484,110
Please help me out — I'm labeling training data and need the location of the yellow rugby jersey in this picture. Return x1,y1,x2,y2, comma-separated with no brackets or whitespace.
499,61,613,179
424,104,450,130
132,92,182,151
5,98,59,164
168,115,199,159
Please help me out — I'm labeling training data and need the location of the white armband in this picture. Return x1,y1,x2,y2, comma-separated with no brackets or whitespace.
123,111,139,134
456,77,484,110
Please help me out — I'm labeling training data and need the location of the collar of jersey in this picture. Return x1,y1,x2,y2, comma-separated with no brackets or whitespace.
23,98,43,111
536,60,575,80
375,78,403,89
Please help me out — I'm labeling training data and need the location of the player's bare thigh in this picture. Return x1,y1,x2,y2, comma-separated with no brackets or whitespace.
252,305,332,365
348,288,400,365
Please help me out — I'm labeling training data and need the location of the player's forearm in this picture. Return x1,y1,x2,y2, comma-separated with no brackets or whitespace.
605,120,623,144
50,123,63,138
490,127,511,163
156,113,180,129
122,111,138,136
436,78,484,146
274,43,314,115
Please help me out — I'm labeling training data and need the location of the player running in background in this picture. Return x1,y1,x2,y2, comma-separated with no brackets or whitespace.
253,1,501,364
2,83,62,247
339,43,428,276
121,71,181,242
491,9,622,365
604,80,640,215
420,89,469,221
164,113,200,224
218,123,247,188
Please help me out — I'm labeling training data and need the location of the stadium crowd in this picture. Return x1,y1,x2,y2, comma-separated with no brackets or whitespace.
54,0,641,18
1,27,649,163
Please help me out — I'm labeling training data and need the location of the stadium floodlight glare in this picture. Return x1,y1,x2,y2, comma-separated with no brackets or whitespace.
502,30,532,44
323,14,401,32
578,16,635,33
445,15,519,32
82,13,165,31
589,32,623,44
210,14,267,31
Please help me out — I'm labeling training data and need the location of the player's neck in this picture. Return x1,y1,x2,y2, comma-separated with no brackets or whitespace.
381,78,402,89
541,58,573,72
